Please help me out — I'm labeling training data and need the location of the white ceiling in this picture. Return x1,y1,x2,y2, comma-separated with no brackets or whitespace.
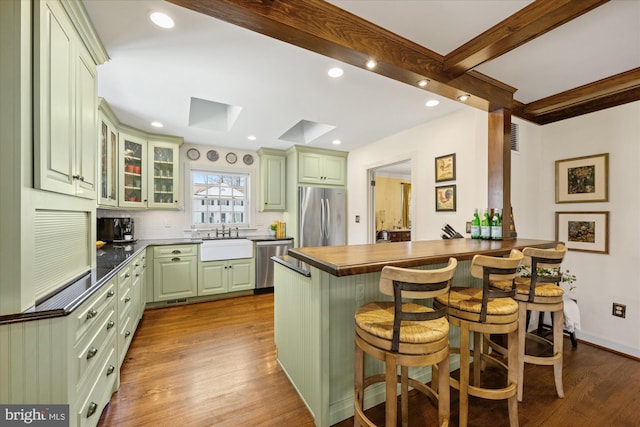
83,0,640,153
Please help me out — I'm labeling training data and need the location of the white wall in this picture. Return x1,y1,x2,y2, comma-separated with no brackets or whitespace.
347,101,640,357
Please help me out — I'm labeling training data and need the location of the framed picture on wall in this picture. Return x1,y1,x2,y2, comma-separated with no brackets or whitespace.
555,153,609,203
435,184,456,212
555,211,609,254
435,153,456,182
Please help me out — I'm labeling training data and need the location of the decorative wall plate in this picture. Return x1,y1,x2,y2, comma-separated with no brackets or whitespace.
186,148,200,160
243,154,254,165
226,152,237,164
206,150,219,162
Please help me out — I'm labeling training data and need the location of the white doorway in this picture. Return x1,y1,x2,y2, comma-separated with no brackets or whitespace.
368,160,412,243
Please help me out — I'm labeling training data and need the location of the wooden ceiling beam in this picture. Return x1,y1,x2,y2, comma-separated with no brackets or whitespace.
167,0,515,111
444,0,609,76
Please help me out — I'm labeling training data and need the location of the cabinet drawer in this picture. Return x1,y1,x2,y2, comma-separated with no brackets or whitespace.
153,244,197,258
118,285,134,322
117,314,134,366
118,263,133,291
74,279,117,342
76,345,117,427
73,305,116,399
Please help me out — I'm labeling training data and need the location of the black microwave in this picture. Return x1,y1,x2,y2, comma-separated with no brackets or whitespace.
97,217,135,243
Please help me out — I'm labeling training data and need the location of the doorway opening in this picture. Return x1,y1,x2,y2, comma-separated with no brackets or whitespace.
368,160,412,243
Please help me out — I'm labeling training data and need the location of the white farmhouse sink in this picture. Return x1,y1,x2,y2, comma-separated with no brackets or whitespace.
200,239,253,261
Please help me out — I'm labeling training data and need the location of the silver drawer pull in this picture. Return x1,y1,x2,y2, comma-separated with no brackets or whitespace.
107,365,115,376
86,347,98,360
125,330,131,338
86,402,98,418
171,249,181,254
125,273,130,278
106,321,115,330
86,309,98,320
124,296,131,303
107,289,115,298
135,273,140,277
135,263,140,267
171,257,180,262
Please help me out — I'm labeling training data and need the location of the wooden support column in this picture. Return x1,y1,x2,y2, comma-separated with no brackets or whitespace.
488,109,513,239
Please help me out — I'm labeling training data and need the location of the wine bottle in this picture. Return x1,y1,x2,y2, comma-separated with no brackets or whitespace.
481,208,491,240
491,208,502,240
471,209,481,239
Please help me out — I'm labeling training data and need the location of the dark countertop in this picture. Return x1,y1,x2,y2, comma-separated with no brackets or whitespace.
287,238,557,277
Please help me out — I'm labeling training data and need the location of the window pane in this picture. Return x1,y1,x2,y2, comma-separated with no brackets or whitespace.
191,169,249,226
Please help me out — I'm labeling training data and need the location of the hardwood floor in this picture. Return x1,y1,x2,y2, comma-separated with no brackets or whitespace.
99,294,640,427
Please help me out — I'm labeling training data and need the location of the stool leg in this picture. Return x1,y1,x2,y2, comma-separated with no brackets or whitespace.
553,309,565,398
438,353,450,427
473,331,482,386
354,342,364,427
507,328,519,427
517,303,527,402
401,365,409,427
459,323,470,427
386,357,398,427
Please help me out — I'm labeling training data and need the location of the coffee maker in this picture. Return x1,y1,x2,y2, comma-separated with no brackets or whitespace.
97,217,135,243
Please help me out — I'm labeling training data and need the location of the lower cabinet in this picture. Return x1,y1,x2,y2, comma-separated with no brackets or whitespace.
198,258,255,296
152,244,198,301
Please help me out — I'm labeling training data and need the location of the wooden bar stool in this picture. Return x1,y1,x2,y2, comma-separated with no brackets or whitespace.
514,244,567,401
434,249,523,427
354,258,457,427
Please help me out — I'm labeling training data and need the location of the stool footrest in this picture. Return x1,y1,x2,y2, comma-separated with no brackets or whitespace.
468,382,517,401
524,353,562,365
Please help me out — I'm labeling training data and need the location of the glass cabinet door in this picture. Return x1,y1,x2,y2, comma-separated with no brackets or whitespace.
119,133,147,207
148,142,179,208
98,116,118,206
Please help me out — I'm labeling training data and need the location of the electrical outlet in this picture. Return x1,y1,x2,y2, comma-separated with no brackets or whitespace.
612,303,626,318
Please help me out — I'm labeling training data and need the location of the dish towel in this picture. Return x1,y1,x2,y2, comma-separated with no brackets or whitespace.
563,296,581,333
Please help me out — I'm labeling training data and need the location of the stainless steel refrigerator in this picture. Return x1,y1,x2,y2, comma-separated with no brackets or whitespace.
299,187,346,247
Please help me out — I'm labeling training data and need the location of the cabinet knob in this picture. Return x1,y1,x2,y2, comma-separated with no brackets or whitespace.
86,309,98,320
125,296,131,303
107,321,115,330
107,289,115,298
72,174,81,180
86,402,98,418
125,330,131,338
135,273,140,277
172,257,181,262
79,176,85,182
106,365,115,376
171,250,181,254
125,273,130,278
86,347,98,360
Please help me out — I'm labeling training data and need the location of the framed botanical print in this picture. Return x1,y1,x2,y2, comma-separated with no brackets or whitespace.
555,211,609,254
555,153,609,203
435,153,456,182
435,184,456,212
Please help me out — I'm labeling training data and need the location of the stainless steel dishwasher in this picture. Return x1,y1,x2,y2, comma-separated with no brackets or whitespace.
255,239,293,292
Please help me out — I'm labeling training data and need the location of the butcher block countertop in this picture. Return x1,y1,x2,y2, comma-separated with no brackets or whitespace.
287,238,556,277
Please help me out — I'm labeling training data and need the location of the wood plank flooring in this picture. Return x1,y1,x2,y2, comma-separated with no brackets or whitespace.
99,293,640,427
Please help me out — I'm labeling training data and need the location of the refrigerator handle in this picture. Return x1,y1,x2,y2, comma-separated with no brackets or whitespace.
325,198,331,239
320,198,326,238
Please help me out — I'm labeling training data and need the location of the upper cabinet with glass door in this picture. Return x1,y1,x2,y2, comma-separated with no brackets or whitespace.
98,99,118,207
119,132,147,208
148,141,179,208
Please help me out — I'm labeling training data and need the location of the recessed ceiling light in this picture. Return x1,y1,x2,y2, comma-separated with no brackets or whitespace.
248,135,257,141
366,59,377,69
417,79,429,87
457,94,470,102
150,12,174,29
425,100,439,107
328,67,344,78
332,139,342,145
151,121,163,128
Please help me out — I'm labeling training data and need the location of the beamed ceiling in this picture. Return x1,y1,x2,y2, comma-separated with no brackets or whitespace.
85,0,640,152
167,0,639,125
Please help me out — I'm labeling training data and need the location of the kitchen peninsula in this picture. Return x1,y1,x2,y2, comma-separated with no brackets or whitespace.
273,238,555,427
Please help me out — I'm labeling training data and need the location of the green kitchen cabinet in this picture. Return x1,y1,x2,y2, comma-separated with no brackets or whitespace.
198,258,255,296
257,148,286,211
152,245,198,301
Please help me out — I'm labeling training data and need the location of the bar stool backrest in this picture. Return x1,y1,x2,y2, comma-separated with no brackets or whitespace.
470,249,524,322
379,257,457,300
522,243,567,302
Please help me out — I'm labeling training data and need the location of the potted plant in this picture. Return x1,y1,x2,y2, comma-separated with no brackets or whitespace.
269,223,277,236
517,265,577,292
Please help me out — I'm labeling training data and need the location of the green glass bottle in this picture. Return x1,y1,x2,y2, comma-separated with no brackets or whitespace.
481,208,491,240
471,208,481,239
491,208,502,240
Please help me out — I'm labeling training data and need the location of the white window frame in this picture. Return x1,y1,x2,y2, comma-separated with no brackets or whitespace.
189,167,252,228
